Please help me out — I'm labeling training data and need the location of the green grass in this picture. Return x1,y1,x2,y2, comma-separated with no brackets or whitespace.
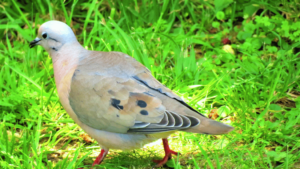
1,0,300,168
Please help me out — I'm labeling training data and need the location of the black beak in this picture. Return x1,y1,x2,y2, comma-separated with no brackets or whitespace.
29,38,41,48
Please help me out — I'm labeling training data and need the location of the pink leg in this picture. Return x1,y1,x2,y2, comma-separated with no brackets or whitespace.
78,148,108,169
92,148,109,166
153,138,178,167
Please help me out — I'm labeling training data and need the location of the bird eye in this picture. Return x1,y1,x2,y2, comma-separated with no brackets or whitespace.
42,32,48,39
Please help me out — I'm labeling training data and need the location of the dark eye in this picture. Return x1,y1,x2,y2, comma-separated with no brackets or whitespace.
42,32,48,39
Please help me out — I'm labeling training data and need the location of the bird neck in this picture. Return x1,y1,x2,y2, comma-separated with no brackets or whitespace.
51,41,88,87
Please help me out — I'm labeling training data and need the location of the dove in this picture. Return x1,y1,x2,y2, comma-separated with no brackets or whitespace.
29,20,234,168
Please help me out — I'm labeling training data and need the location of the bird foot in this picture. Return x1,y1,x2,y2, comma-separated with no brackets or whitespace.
152,138,178,167
153,150,178,167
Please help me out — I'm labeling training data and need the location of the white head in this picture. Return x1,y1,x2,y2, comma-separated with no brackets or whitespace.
30,20,78,53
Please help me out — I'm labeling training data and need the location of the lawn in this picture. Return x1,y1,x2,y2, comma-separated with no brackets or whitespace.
0,0,300,168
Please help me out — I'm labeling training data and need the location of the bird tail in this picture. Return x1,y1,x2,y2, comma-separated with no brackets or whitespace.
184,116,234,135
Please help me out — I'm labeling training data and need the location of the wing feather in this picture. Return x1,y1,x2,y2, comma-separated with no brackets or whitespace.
69,52,200,134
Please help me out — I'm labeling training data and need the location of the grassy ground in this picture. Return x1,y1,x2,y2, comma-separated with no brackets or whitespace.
1,0,300,168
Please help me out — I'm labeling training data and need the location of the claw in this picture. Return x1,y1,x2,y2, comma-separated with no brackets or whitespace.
152,138,178,167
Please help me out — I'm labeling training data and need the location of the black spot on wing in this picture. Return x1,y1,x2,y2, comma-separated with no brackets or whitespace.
111,98,124,110
132,76,205,117
108,90,114,95
112,98,120,104
140,110,148,115
137,100,147,108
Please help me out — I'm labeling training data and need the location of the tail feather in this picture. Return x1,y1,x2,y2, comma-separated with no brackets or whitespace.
184,117,234,135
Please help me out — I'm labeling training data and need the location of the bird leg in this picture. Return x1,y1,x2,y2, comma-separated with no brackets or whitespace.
153,138,178,167
92,148,109,166
77,148,108,169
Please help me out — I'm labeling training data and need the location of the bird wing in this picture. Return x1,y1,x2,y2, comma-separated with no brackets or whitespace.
68,51,200,134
